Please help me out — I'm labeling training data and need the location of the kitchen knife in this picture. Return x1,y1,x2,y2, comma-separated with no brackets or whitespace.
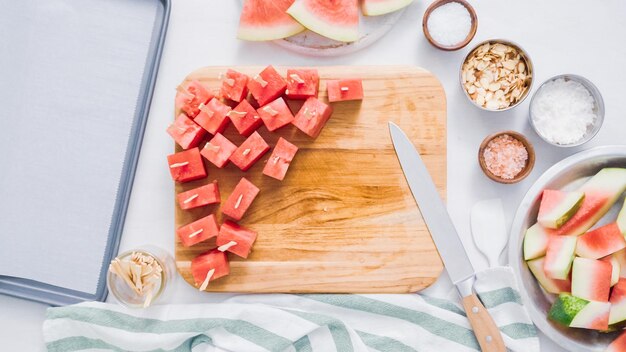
389,122,505,352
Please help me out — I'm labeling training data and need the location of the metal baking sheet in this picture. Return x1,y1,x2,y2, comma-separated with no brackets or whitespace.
0,0,170,306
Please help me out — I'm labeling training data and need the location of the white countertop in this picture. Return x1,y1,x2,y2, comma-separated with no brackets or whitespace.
2,1,626,350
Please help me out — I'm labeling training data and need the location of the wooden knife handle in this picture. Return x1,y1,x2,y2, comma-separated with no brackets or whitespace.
461,293,506,352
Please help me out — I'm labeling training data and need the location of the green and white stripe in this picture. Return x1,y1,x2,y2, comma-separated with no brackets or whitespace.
44,267,539,352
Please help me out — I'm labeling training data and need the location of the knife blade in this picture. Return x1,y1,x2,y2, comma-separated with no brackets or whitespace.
389,122,505,352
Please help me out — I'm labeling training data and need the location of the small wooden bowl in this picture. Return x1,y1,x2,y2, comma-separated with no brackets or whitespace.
422,0,478,51
478,131,536,184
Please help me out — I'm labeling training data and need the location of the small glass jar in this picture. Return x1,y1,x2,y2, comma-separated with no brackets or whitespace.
107,245,175,308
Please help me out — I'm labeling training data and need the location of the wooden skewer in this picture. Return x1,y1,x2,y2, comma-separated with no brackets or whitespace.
218,241,237,252
170,162,189,168
198,269,215,291
234,194,244,209
188,228,204,238
183,194,199,204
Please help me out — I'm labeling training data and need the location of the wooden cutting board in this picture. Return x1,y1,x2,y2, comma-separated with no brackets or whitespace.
174,66,445,293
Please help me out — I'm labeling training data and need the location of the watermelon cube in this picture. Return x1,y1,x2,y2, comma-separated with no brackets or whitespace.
247,65,287,106
229,99,263,136
167,148,206,183
286,69,319,99
201,133,237,168
176,181,220,210
222,177,259,221
257,97,295,131
176,214,219,247
292,97,333,138
194,98,231,135
548,293,610,330
229,131,270,171
263,137,298,181
610,279,626,325
572,257,612,302
166,113,207,150
327,79,363,102
220,69,249,102
537,190,585,229
544,235,577,280
576,223,626,259
607,330,626,352
216,220,258,258
191,250,230,290
527,257,571,294
175,80,213,117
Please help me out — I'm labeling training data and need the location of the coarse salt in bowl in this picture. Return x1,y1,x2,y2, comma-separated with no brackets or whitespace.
529,74,605,147
422,0,477,51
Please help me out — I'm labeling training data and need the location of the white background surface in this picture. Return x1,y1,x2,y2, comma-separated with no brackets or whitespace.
2,1,626,351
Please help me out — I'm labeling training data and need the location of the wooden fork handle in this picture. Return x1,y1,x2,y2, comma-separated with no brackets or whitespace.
461,293,506,352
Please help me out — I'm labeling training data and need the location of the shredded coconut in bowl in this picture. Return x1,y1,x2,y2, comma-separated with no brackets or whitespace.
531,78,597,145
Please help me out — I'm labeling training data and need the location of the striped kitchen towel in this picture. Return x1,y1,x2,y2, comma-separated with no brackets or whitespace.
43,267,539,352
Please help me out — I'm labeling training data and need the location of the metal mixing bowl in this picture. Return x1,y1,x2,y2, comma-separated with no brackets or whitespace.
509,146,626,352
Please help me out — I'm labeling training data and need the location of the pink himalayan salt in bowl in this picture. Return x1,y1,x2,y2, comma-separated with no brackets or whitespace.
478,131,535,184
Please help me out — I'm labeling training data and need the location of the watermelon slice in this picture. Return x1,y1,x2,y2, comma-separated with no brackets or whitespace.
176,181,220,210
609,278,626,325
537,190,585,229
287,0,359,43
286,69,320,99
201,133,237,168
257,97,295,131
175,80,213,118
603,255,621,287
237,0,305,41
523,223,550,260
167,148,206,183
229,99,264,136
229,131,271,171
327,79,364,102
615,249,626,279
606,331,626,352
220,69,249,102
544,235,577,280
222,177,260,221
263,137,298,181
166,113,207,150
618,198,626,234
362,0,414,16
176,214,219,247
191,250,230,290
292,97,334,139
572,257,612,302
216,221,258,259
248,66,288,107
576,223,626,259
549,293,610,330
194,98,231,135
527,257,571,294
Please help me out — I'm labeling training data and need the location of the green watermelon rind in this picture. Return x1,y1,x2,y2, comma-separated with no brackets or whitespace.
549,293,589,326
237,23,305,41
569,300,611,330
362,0,414,16
538,191,585,230
287,0,359,43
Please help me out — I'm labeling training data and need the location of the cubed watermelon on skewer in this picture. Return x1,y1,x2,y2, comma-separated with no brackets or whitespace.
229,131,270,171
220,69,249,102
176,181,220,210
544,235,577,280
191,250,230,291
537,190,585,229
167,148,206,183
572,257,612,302
609,279,626,326
527,257,571,294
216,221,258,258
576,223,626,259
175,80,213,117
201,133,237,168
247,65,287,106
176,214,220,247
166,113,207,150
229,99,264,136
327,79,364,102
194,99,232,135
257,97,295,131
292,97,333,138
523,223,550,260
549,293,610,330
606,331,626,352
286,69,319,99
263,137,298,181
222,177,260,221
